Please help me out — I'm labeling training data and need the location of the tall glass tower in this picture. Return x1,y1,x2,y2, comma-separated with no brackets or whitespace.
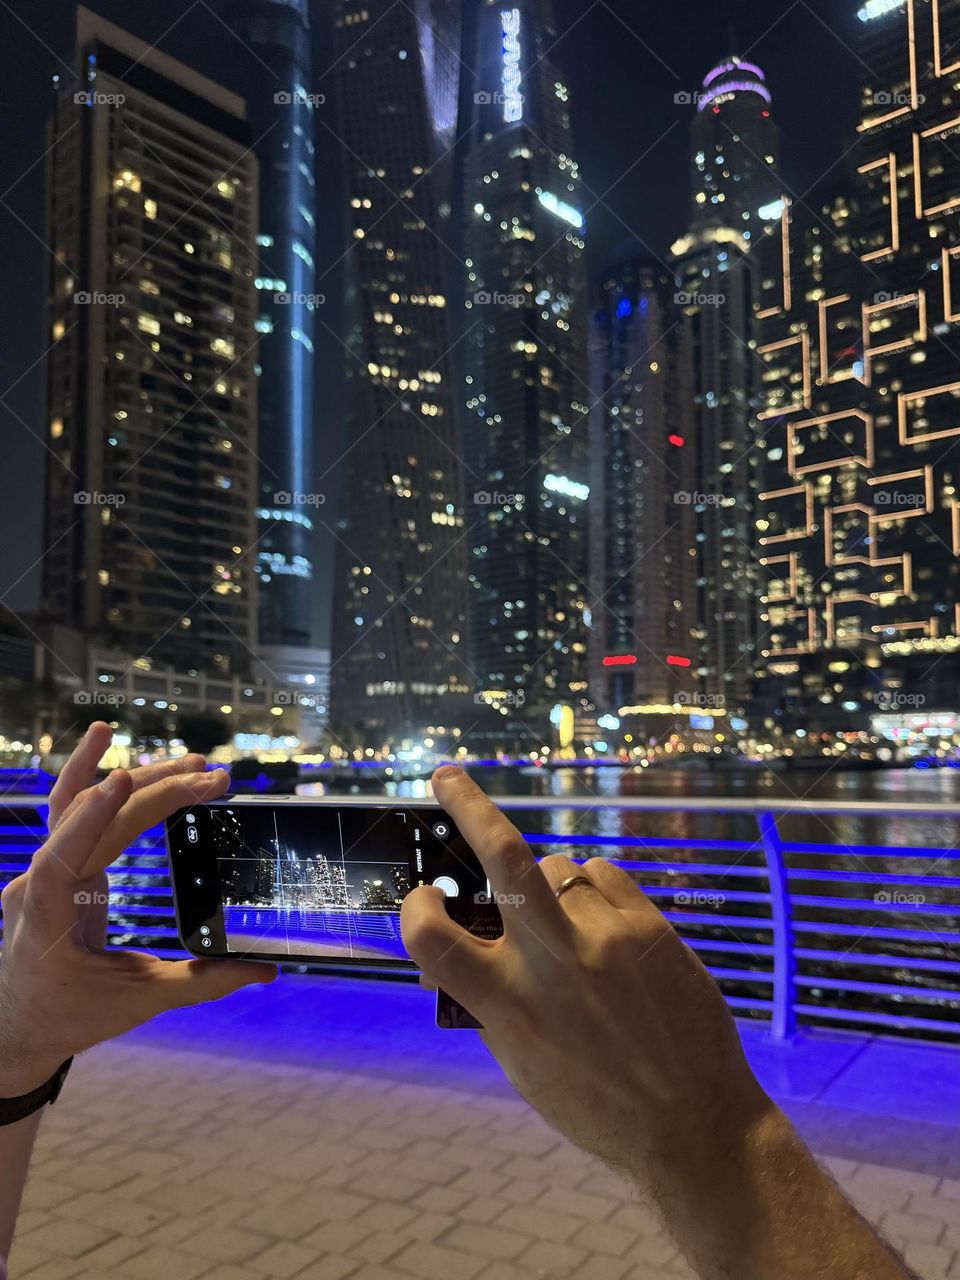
245,0,329,719
669,53,781,716
461,0,590,736
329,1,471,748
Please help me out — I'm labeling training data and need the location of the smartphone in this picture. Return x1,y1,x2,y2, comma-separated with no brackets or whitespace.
164,798,501,1024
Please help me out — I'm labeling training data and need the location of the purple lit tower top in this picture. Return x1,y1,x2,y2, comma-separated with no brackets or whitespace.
689,54,781,232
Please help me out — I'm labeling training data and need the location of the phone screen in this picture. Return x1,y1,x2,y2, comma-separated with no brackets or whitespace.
165,801,496,967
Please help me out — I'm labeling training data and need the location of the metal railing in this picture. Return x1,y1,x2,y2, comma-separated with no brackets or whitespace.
1,794,957,1041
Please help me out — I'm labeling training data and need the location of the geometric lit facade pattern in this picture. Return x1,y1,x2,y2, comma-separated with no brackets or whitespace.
755,0,960,729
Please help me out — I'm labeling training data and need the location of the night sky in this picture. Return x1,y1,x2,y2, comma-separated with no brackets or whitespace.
0,0,859,626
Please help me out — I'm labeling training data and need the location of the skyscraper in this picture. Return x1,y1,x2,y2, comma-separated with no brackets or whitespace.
588,258,697,721
462,0,590,731
44,7,259,674
330,1,471,747
670,54,781,715
245,0,325,689
755,0,960,740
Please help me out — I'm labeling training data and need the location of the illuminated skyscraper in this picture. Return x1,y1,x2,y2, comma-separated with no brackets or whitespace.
245,0,326,692
588,258,697,720
330,1,471,746
670,54,781,715
43,8,258,673
755,0,960,739
462,0,590,728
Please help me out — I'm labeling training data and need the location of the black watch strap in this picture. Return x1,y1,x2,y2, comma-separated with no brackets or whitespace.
0,1058,73,1127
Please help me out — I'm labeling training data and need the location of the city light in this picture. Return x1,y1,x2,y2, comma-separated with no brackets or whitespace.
500,8,523,123
857,0,905,19
537,190,584,228
543,472,590,501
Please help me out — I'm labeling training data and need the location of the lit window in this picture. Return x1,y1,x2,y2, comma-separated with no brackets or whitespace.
137,314,160,336
144,198,157,220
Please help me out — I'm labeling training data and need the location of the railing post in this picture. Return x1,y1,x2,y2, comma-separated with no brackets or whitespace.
757,810,797,1040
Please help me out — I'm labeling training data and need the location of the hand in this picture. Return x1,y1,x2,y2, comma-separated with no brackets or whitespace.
401,766,774,1187
0,723,276,1096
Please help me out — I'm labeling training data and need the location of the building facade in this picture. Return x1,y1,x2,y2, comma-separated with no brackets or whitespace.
670,55,782,717
329,1,471,747
245,0,320,659
755,0,960,745
44,8,259,675
588,259,698,725
461,0,590,732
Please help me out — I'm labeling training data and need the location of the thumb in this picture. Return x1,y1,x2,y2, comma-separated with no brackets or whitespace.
148,957,278,1011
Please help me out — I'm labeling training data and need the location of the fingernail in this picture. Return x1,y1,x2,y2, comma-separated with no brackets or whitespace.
433,765,461,784
100,769,125,794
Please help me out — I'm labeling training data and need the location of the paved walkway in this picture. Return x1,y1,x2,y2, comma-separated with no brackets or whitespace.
10,975,960,1280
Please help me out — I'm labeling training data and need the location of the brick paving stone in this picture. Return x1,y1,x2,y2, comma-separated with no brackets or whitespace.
515,1237,590,1275
389,1240,488,1279
496,1202,584,1243
399,1211,457,1243
7,1244,62,1277
881,1209,946,1246
244,1240,322,1276
118,1245,212,1280
904,1242,957,1280
571,1220,639,1257
292,1258,360,1280
569,1256,634,1280
347,1229,406,1266
440,1220,534,1260
18,1215,116,1259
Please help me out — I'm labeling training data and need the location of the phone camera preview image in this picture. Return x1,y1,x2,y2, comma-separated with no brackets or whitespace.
167,802,498,967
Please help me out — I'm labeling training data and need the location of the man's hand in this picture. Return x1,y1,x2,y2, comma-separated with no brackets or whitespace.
401,765,770,1177
401,767,916,1280
0,722,276,1098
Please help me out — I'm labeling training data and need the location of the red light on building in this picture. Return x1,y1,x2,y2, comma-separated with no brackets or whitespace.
602,654,637,666
668,433,685,447
762,110,770,118
666,654,691,667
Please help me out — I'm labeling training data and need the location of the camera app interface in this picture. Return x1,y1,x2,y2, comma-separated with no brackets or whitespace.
186,805,484,961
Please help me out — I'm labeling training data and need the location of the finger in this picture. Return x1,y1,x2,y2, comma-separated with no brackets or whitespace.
80,769,231,879
538,853,615,921
128,754,208,793
580,857,658,914
146,956,279,1012
54,753,212,835
401,885,496,1009
430,767,565,945
47,722,114,830
28,770,134,938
